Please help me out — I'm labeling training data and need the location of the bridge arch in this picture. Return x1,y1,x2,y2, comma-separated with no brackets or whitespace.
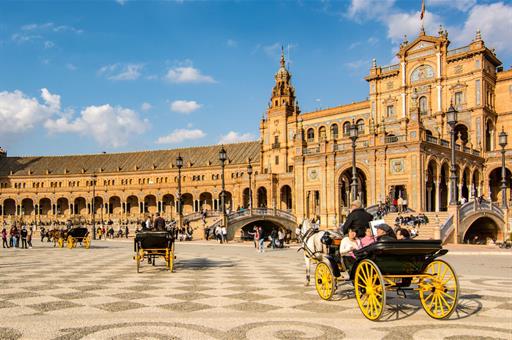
225,209,297,241
462,216,503,244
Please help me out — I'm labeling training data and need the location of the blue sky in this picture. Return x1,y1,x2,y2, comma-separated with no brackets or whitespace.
0,0,510,156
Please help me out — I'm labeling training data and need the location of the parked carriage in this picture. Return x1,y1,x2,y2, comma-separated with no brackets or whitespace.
315,238,459,321
57,227,91,249
134,231,175,273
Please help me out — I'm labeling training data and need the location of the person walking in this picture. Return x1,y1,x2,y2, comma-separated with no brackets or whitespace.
270,228,278,249
125,225,129,238
221,226,227,244
397,196,404,213
10,225,17,248
20,225,28,249
27,226,33,248
1,227,8,248
257,226,265,253
341,200,373,238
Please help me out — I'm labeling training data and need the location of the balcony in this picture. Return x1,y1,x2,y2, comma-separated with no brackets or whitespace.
271,142,280,149
384,135,405,144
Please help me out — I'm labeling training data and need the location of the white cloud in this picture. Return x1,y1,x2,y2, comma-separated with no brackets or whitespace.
0,88,60,133
45,104,149,148
156,128,206,144
116,0,127,5
141,102,152,111
66,63,77,71
11,33,42,44
218,131,255,144
385,10,443,43
347,0,395,22
21,22,83,34
170,100,202,114
98,63,144,81
454,2,512,55
429,0,476,12
227,39,237,47
44,40,54,49
165,66,215,83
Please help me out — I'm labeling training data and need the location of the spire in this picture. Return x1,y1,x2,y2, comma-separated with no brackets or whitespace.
280,45,285,68
269,45,297,114
371,58,377,69
475,28,482,41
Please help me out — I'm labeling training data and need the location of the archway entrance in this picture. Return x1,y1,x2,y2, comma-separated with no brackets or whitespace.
463,217,501,244
280,185,292,211
337,167,368,212
489,167,512,202
439,163,449,211
425,161,436,211
239,220,289,242
257,187,267,208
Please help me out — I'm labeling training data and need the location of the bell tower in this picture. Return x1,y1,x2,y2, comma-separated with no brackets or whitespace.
268,47,299,116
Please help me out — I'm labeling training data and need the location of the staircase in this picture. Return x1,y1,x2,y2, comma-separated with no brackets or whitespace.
380,211,451,240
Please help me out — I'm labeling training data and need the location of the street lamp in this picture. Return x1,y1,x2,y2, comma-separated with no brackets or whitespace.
176,154,183,229
91,173,97,240
219,146,227,219
247,159,253,210
446,103,458,205
499,127,508,209
349,120,359,202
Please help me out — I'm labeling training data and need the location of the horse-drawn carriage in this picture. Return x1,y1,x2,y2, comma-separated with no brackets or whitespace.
134,230,175,273
56,227,91,249
314,238,459,321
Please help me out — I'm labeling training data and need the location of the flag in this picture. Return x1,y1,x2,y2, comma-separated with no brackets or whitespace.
420,0,425,20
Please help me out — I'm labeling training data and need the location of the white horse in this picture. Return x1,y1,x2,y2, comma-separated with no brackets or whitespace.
299,218,329,286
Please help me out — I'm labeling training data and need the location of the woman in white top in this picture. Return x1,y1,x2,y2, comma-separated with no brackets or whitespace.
339,227,361,270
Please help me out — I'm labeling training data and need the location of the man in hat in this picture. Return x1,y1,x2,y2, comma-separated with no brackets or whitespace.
342,200,373,238
375,224,396,241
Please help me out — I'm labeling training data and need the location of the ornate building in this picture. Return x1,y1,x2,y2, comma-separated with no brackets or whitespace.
1,30,511,243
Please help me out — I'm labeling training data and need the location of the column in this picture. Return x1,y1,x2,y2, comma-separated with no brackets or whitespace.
427,187,432,211
435,181,440,212
458,183,463,203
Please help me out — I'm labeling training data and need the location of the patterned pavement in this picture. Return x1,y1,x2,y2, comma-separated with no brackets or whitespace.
0,240,511,339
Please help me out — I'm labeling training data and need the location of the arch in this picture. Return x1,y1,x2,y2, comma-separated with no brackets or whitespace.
3,198,15,216
425,159,437,211
319,126,327,141
227,216,297,241
72,197,84,215
39,198,52,216
93,196,103,215
199,192,213,211
462,216,503,243
126,195,139,215
162,194,174,216
306,128,315,142
419,96,428,114
109,196,122,215
410,64,434,82
356,119,365,134
144,194,157,214
257,187,268,208
439,162,449,211
21,198,34,216
471,169,481,198
343,121,351,136
454,124,469,145
337,166,368,213
280,185,293,211
461,167,471,201
485,119,494,151
181,193,194,214
242,188,251,209
221,191,233,212
426,129,433,136
330,123,339,140
488,167,512,202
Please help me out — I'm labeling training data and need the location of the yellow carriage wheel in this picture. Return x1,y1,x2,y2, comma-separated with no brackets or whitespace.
58,237,64,248
83,235,91,249
136,253,141,273
419,259,459,319
67,236,75,249
354,259,386,321
315,262,335,300
168,245,174,272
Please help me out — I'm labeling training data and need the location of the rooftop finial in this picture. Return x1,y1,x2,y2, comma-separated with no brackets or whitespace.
371,58,377,69
280,45,285,68
438,25,444,36
475,28,482,41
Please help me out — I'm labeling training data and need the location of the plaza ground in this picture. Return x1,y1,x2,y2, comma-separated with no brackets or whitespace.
0,239,511,340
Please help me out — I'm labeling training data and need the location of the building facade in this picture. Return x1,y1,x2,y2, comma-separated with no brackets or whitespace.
1,30,511,242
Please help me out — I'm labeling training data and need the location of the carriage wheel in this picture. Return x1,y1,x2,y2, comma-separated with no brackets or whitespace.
67,236,75,249
354,259,386,321
83,235,91,249
315,262,335,300
168,246,174,272
136,253,141,273
58,237,64,248
419,259,459,319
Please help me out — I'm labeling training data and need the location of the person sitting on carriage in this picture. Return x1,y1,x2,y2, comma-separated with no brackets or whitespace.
342,200,373,238
396,227,411,240
360,226,376,248
375,224,397,241
339,227,361,269
153,213,166,231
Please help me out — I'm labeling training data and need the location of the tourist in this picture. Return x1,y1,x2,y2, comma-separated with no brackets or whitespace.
153,213,166,231
375,224,396,241
396,228,411,240
221,225,227,243
257,226,265,253
1,227,8,248
397,196,404,213
145,216,151,230
278,229,285,248
341,200,373,238
27,225,33,248
125,225,129,238
20,225,28,249
9,225,18,248
204,226,210,241
270,228,278,249
339,227,361,269
360,226,376,247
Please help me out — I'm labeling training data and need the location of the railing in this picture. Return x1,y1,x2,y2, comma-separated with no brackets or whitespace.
334,140,369,151
384,135,405,144
440,215,454,243
459,199,504,222
440,139,449,147
447,46,470,56
182,210,221,222
227,208,296,223
272,142,280,149
381,64,400,72
303,146,320,155
426,135,438,144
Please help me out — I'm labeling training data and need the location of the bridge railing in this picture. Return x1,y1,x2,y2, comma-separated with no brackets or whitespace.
459,199,504,221
440,215,454,243
226,208,296,223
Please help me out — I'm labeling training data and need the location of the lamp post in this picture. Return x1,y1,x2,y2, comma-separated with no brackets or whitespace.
446,104,458,205
349,120,359,202
219,146,227,220
499,127,508,209
176,154,183,229
247,159,253,210
91,173,97,240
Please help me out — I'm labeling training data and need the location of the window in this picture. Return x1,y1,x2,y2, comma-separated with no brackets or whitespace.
356,119,365,133
307,128,315,142
475,80,481,105
330,124,339,139
275,155,279,165
343,122,351,136
454,91,463,109
319,126,326,141
386,105,395,117
419,96,428,114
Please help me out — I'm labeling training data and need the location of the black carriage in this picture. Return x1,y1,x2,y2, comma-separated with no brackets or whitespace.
57,227,91,249
134,231,175,273
315,239,459,321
